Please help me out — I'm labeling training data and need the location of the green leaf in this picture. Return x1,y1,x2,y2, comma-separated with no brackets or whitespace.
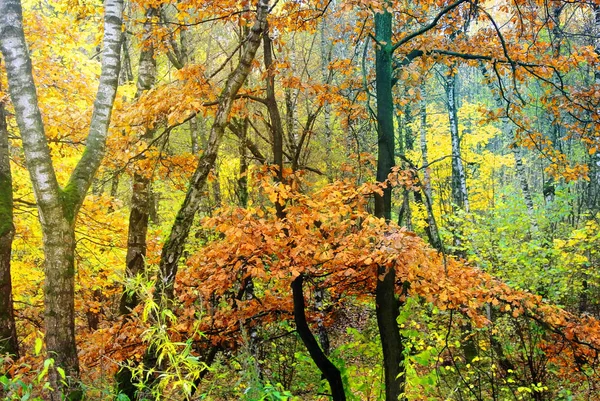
34,338,43,356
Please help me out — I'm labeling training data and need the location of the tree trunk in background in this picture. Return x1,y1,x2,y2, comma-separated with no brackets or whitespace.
374,6,405,401
264,29,285,181
513,146,538,233
0,81,18,358
238,118,249,208
0,0,123,397
588,5,600,212
417,85,442,250
116,10,159,397
480,63,538,233
120,7,158,316
119,35,134,85
446,69,469,213
397,101,413,229
180,23,205,155
420,103,431,200
136,5,269,397
320,17,333,180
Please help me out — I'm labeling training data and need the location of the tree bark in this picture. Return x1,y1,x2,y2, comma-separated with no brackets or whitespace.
0,79,18,358
156,0,270,302
446,69,469,213
588,5,600,212
0,0,123,397
420,86,432,200
320,18,333,180
374,12,395,221
263,28,285,181
416,85,443,250
120,7,158,316
374,7,405,401
513,147,538,232
237,118,249,207
292,275,345,401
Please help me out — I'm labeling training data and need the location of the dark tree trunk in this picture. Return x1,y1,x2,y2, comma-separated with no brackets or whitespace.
374,14,395,221
292,275,345,401
263,29,285,182
0,81,18,358
374,7,405,401
119,7,157,316
238,118,249,208
115,9,160,399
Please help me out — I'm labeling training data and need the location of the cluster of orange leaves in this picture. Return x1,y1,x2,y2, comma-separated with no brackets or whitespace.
84,172,600,383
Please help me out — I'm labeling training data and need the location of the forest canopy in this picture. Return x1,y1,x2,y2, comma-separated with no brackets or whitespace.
1,0,600,400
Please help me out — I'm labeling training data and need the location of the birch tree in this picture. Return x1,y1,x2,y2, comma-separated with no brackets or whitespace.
0,0,123,398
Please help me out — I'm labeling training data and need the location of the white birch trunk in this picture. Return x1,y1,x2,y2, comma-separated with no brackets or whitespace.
0,0,123,397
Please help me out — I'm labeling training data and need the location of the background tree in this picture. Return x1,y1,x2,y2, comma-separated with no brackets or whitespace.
0,73,18,359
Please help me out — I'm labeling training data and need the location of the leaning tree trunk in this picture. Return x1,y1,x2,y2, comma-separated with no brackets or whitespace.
320,18,333,180
156,0,270,304
0,0,123,398
0,79,18,358
292,275,345,401
139,6,270,395
263,28,285,181
374,6,405,401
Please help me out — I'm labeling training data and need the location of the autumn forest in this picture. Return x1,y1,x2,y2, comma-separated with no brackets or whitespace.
1,0,600,399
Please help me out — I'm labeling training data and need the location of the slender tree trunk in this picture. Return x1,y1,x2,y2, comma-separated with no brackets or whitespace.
480,63,538,232
0,0,123,397
292,275,345,401
320,18,333,180
0,81,18,358
115,11,158,397
417,86,442,250
120,7,158,316
420,99,431,200
403,104,414,152
238,118,249,207
119,35,133,85
374,7,405,401
588,5,600,212
178,22,205,155
263,29,285,181
446,69,469,212
513,146,538,232
110,172,120,198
